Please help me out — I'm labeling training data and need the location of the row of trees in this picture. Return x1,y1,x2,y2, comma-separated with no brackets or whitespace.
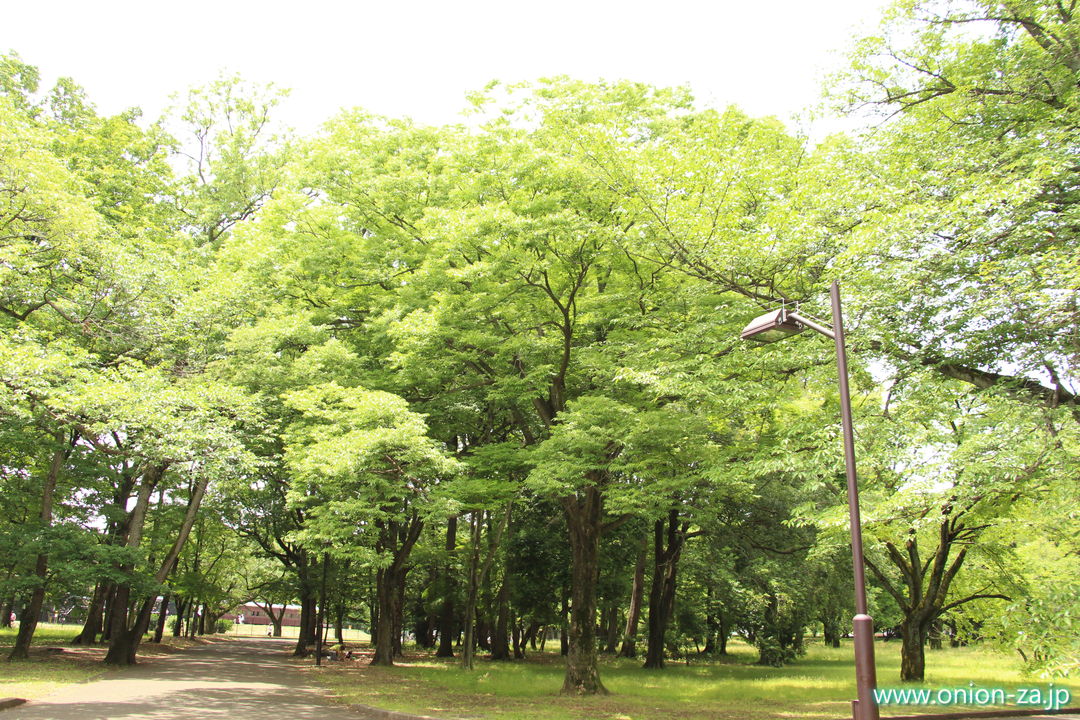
1,0,1076,693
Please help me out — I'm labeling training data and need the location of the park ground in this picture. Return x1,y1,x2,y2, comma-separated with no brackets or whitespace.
0,635,362,720
1,627,1075,720
0,624,216,702
309,638,1076,720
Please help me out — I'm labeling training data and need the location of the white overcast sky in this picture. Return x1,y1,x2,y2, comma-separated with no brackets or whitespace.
3,0,892,134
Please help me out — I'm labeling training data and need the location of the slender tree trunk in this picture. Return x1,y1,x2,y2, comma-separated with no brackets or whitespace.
153,594,170,644
603,603,620,654
461,513,481,670
560,484,608,695
173,597,187,637
10,442,67,660
928,620,943,650
264,604,283,637
559,590,569,656
73,582,106,645
369,597,378,651
703,612,717,655
335,598,345,645
0,595,12,629
644,510,684,670
527,621,540,651
393,572,406,657
436,516,457,658
101,585,116,642
512,620,524,659
315,552,329,666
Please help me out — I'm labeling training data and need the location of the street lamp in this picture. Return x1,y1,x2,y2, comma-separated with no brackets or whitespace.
740,282,879,720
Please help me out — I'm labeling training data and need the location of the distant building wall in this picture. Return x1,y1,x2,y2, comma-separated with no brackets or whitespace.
222,603,302,627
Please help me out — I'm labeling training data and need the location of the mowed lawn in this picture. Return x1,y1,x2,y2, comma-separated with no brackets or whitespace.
0,624,107,701
312,639,1053,720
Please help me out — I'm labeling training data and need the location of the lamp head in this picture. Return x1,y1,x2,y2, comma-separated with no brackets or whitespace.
740,308,806,344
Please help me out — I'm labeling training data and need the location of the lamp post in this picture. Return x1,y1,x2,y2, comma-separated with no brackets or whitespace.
740,282,879,720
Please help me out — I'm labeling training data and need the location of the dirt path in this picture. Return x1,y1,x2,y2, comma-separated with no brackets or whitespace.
2,637,366,720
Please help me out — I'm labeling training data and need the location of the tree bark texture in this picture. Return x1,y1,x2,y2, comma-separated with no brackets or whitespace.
72,581,106,645
618,534,647,658
560,483,608,695
9,441,67,660
370,511,423,666
644,509,687,670
436,515,457,658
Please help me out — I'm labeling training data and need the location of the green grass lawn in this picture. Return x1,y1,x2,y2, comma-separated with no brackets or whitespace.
0,624,107,701
312,639,1064,720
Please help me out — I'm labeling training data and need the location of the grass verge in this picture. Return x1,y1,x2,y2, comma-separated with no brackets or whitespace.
310,639,1055,720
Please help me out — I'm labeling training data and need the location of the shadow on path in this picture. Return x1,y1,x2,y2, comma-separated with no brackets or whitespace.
3,638,364,720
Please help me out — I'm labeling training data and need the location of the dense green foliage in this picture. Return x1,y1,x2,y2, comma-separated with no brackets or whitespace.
0,0,1076,703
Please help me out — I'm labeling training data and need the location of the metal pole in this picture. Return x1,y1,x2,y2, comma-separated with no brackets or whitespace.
830,282,879,720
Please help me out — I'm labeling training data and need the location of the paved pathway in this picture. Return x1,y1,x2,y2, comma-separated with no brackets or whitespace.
2,637,367,720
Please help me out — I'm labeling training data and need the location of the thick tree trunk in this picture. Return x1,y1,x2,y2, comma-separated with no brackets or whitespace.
103,581,135,664
560,484,608,695
619,536,647,658
900,620,928,682
73,582,107,645
294,591,316,655
104,597,155,665
371,566,403,665
371,512,423,665
436,517,457,658
491,577,511,660
292,552,316,656
108,466,206,666
9,443,67,660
